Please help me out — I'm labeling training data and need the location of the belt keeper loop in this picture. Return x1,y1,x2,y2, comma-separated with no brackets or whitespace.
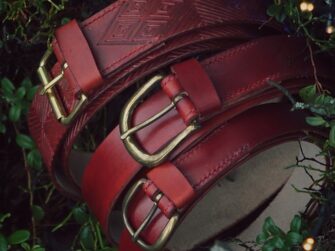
55,20,103,96
147,162,196,210
161,75,199,125
143,180,176,218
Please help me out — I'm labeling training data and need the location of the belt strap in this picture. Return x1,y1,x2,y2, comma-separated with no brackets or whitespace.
84,103,322,251
28,1,335,250
81,36,334,250
28,0,281,197
82,34,334,227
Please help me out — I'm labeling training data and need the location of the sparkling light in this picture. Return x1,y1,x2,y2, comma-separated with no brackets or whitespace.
302,237,315,251
300,2,308,11
326,25,335,34
307,3,314,12
300,1,314,12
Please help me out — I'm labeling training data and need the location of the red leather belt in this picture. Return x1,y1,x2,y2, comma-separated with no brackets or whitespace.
28,1,335,251
80,37,334,251
29,0,281,197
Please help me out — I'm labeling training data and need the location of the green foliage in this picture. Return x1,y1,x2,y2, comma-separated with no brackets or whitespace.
267,79,335,249
7,230,31,245
0,0,116,250
32,205,45,222
0,74,112,251
292,84,335,150
0,0,333,250
267,0,335,51
51,204,113,251
256,215,308,251
0,77,42,171
0,214,37,251
264,4,335,247
0,0,67,44
0,77,37,133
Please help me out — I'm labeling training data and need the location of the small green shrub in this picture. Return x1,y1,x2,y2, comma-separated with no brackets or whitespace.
256,215,309,251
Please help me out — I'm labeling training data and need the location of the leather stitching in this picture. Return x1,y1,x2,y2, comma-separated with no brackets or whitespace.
82,3,121,28
194,144,250,189
161,75,175,88
203,38,311,101
161,75,199,123
226,73,310,100
82,1,149,75
226,74,281,100
202,40,259,67
144,180,175,216
176,124,227,165
182,107,197,122
174,121,250,189
159,197,175,217
102,44,148,73
143,180,157,198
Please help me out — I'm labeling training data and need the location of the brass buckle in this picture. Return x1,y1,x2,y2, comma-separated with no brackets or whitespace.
120,75,200,167
122,179,179,251
37,47,87,125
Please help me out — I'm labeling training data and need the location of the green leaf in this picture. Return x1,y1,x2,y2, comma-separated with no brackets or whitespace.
21,78,32,89
329,125,335,147
79,225,95,249
299,85,316,103
20,242,30,251
26,86,39,101
9,104,21,122
16,134,35,149
275,9,286,22
32,205,45,221
286,232,303,245
256,231,269,244
0,123,6,134
266,4,286,22
263,217,285,236
263,217,274,233
314,94,333,105
290,215,302,233
301,230,310,239
33,248,45,251
305,116,326,126
7,230,30,245
27,149,42,169
32,245,45,251
262,243,275,251
52,211,73,232
15,87,26,99
72,207,89,225
264,236,286,250
0,234,8,251
61,17,70,25
1,78,15,96
284,1,294,16
272,236,285,249
0,213,10,223
267,4,281,17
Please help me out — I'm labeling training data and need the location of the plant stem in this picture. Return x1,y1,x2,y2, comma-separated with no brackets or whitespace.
13,123,36,245
307,39,323,93
94,221,104,249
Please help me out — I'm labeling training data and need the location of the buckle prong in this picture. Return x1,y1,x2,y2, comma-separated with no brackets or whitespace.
123,179,179,251
37,47,87,125
120,75,200,167
39,63,68,95
120,92,188,140
132,193,163,241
